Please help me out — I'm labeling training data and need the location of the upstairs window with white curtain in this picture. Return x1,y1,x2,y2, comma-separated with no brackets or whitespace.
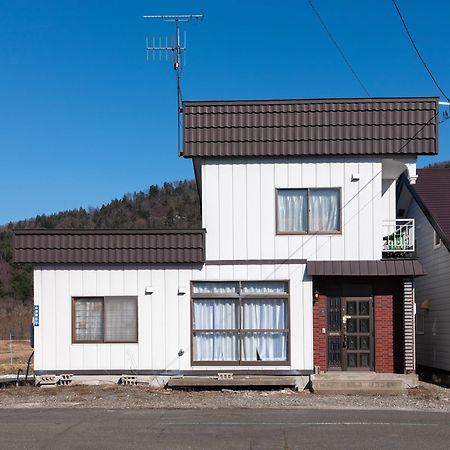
73,296,138,343
277,188,341,233
192,281,289,365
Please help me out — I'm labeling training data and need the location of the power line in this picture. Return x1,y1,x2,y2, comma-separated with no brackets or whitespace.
391,0,449,102
307,0,371,97
394,110,439,153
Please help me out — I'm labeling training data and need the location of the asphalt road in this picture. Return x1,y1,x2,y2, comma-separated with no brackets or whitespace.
1,408,449,450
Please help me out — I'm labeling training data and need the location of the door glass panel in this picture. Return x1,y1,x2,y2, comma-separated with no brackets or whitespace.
360,353,370,368
346,302,357,315
327,336,341,368
359,318,370,333
359,336,370,350
347,353,357,368
347,336,357,350
327,297,341,333
347,318,357,333
359,301,369,316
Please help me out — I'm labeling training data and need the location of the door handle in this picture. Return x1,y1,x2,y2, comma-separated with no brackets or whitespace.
343,336,347,348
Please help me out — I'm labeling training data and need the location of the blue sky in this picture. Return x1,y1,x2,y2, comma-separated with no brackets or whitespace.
1,0,449,224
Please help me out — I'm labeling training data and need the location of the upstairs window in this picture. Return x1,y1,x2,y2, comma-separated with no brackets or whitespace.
277,188,341,234
73,296,138,343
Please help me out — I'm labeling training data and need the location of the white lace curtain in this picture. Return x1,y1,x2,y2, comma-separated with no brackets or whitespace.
277,189,307,232
309,189,340,231
193,298,288,362
277,189,339,232
242,299,287,361
75,298,103,341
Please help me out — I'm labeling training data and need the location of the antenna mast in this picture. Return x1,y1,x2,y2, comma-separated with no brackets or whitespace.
143,14,204,155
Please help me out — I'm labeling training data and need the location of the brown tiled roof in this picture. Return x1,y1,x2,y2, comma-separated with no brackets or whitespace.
14,229,206,264
414,168,450,247
306,259,426,277
183,97,438,157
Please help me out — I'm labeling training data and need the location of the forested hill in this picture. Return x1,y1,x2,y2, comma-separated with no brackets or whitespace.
0,180,201,338
425,160,450,168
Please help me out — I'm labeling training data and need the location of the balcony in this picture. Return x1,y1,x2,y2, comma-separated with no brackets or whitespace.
382,219,415,258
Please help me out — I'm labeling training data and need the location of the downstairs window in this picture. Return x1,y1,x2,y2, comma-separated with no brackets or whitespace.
73,296,138,343
191,281,289,364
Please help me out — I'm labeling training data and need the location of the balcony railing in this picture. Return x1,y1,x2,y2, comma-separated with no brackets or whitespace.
382,219,415,256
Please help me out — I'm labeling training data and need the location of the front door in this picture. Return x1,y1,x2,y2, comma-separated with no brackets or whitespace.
327,296,374,371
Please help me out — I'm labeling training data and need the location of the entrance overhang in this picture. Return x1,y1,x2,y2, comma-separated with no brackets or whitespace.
306,259,426,277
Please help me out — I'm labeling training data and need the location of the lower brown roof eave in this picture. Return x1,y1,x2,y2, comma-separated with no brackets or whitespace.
13,228,206,265
306,259,426,277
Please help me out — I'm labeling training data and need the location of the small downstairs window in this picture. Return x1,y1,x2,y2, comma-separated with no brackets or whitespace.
73,296,138,343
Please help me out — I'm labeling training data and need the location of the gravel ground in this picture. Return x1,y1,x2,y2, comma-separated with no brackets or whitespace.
0,381,449,412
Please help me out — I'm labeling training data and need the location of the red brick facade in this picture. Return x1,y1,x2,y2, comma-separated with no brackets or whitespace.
312,294,396,373
374,295,394,373
313,295,327,372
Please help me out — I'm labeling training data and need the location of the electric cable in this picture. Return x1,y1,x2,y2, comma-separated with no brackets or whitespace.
307,0,371,97
392,0,449,102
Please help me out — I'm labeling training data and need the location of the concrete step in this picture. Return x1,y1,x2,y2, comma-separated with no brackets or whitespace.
168,375,300,389
311,373,417,394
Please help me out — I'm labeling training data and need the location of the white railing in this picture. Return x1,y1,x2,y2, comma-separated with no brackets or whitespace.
382,219,415,254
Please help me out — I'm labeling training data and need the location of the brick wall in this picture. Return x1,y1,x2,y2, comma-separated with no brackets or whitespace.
313,295,327,372
374,295,394,373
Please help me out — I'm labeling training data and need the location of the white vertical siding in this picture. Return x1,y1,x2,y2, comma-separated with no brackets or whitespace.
34,263,311,373
232,161,247,260
246,162,262,259
33,269,43,371
410,201,450,371
202,156,384,262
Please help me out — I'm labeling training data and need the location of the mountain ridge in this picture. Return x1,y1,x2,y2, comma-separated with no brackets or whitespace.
0,179,201,339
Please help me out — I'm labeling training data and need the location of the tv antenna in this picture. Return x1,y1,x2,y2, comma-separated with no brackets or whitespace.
143,14,204,155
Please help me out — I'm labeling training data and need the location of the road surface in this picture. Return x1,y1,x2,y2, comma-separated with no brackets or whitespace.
1,408,448,449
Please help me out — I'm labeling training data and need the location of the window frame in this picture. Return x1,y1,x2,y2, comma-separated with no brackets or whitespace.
72,296,139,344
190,280,290,366
433,230,442,249
275,187,342,235
415,306,425,335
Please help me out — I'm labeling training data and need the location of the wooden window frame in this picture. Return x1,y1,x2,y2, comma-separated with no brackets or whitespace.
275,187,342,235
72,296,139,344
191,280,290,366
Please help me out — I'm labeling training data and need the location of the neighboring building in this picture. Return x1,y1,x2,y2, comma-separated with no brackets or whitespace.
14,97,438,383
398,167,450,375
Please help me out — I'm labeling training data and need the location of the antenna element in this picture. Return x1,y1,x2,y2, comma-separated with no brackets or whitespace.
144,14,204,155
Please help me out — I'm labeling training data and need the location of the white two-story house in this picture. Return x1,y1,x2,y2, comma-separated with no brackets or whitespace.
14,97,438,385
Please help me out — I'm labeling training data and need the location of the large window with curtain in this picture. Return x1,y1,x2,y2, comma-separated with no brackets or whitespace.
276,188,341,234
72,296,138,343
191,281,289,365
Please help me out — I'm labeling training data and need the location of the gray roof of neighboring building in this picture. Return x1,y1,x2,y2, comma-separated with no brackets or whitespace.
306,259,426,277
183,97,438,158
14,229,206,264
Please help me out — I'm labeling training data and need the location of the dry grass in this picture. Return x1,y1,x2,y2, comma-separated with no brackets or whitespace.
0,340,33,375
